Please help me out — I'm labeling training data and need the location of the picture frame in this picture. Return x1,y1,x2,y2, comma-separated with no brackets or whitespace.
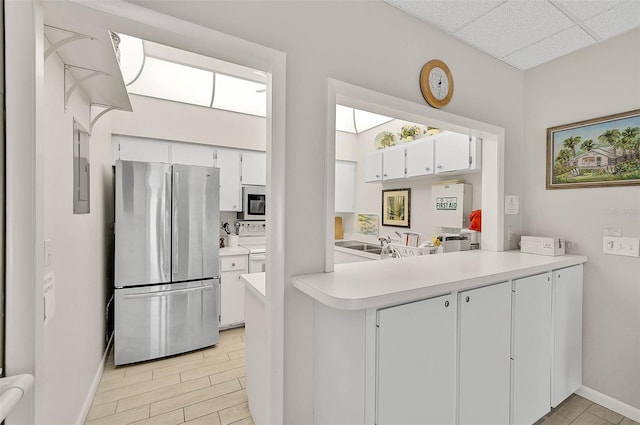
547,109,640,189
381,188,411,227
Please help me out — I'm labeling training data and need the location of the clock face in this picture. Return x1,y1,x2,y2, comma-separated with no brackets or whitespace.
428,67,450,101
419,59,454,108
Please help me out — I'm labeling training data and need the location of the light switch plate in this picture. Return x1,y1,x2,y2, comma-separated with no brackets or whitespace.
44,239,53,266
602,236,640,257
505,195,519,215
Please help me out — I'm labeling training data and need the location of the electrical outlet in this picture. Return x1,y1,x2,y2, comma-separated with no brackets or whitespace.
602,236,640,257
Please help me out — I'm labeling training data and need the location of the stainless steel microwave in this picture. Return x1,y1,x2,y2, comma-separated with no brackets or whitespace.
238,185,266,220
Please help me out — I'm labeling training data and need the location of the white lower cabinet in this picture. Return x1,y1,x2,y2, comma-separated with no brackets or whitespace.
376,294,455,425
312,265,584,425
219,255,248,328
552,264,583,407
458,282,512,425
512,272,553,425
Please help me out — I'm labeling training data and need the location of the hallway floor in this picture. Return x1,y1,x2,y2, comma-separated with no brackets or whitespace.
537,394,638,425
84,327,253,425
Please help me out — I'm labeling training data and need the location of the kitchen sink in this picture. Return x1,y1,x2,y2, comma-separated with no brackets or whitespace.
335,240,382,255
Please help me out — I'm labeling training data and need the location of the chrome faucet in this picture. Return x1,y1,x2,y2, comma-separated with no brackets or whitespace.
378,235,392,246
378,236,400,259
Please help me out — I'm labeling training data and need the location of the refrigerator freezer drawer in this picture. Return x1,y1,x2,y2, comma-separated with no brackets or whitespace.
115,279,220,365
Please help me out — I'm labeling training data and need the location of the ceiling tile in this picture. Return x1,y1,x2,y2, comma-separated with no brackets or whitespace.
503,25,594,69
455,0,575,58
554,0,626,21
384,0,504,33
583,1,640,39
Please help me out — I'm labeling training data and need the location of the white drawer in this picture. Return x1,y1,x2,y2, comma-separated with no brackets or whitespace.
220,255,248,272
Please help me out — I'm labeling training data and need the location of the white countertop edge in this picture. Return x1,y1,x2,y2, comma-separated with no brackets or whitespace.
292,251,588,311
241,272,266,301
334,245,380,260
220,246,250,256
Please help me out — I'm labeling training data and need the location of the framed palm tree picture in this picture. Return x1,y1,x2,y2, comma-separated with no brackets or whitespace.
382,188,411,227
547,109,640,189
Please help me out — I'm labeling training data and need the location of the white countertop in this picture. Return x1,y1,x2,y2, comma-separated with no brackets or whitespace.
241,272,266,301
220,246,250,257
292,250,588,310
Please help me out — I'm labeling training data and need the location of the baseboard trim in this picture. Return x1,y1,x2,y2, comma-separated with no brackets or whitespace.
75,335,113,425
577,386,640,422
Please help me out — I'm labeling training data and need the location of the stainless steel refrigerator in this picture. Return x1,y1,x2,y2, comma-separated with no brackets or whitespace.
114,160,220,365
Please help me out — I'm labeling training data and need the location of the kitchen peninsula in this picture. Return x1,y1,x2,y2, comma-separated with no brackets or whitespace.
292,250,588,425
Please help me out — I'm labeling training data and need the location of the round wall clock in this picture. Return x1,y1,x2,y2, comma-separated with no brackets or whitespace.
419,59,454,108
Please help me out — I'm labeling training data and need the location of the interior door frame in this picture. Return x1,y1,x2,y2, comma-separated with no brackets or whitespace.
4,1,287,423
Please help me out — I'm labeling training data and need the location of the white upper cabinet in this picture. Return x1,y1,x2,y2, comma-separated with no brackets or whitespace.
382,147,405,180
364,151,383,182
363,132,480,183
335,161,356,213
216,148,242,211
172,143,216,167
434,132,481,174
405,138,435,177
364,146,405,182
241,150,267,186
114,136,170,164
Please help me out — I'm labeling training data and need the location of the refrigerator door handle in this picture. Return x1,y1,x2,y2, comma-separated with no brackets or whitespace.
172,171,180,275
122,284,214,300
163,171,171,277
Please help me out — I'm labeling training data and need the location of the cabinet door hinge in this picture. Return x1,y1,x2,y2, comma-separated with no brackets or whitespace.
469,155,472,165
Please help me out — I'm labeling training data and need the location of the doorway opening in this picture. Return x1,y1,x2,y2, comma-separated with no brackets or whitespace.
326,79,505,271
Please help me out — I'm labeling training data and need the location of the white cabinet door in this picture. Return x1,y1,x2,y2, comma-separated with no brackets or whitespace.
459,281,511,425
116,137,170,164
364,151,383,182
435,132,471,173
377,294,456,425
172,143,216,167
216,148,242,211
382,146,405,180
552,265,583,407
220,255,248,328
405,138,434,177
513,272,552,425
335,161,356,213
241,150,266,186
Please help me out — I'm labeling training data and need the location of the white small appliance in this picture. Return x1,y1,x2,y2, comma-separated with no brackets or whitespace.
520,236,565,256
238,185,266,220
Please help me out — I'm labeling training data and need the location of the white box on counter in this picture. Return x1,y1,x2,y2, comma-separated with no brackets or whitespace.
520,236,565,256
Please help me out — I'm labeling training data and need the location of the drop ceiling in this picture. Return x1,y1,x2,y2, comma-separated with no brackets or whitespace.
384,0,640,70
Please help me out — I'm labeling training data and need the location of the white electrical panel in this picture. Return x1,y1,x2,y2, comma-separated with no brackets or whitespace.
432,183,473,229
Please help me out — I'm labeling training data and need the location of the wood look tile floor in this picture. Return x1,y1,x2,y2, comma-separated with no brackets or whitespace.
85,327,253,425
537,394,639,425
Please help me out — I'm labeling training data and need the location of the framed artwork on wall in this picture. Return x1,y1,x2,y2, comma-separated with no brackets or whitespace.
547,109,640,189
381,188,411,227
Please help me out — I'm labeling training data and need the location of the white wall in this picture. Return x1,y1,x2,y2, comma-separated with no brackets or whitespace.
109,94,266,151
131,2,524,422
40,43,113,424
336,130,359,162
522,29,640,409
